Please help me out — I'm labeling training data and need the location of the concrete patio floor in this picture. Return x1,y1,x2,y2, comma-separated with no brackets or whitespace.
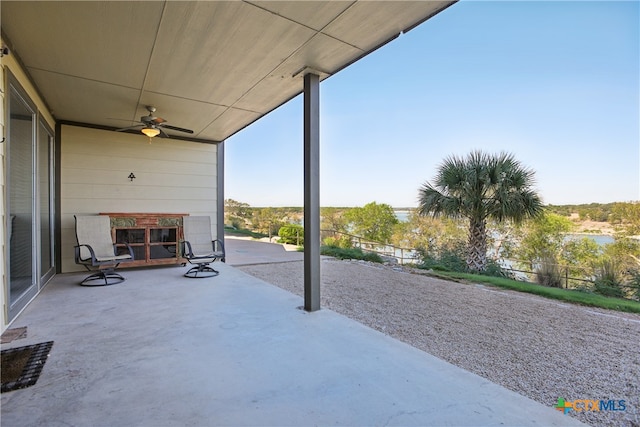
1,250,584,426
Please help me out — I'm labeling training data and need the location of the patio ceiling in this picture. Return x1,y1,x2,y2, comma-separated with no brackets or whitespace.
1,1,455,142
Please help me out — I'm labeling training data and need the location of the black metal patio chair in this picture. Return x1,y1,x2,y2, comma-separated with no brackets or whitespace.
182,216,225,278
74,215,134,286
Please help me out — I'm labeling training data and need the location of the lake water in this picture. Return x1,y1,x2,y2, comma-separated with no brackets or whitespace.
394,210,410,222
567,234,614,246
393,210,615,247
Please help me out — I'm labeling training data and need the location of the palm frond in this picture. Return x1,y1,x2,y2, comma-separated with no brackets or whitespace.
417,182,463,219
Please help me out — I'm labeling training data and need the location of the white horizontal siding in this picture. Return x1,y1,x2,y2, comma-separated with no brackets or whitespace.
62,160,216,181
62,184,216,201
61,125,219,272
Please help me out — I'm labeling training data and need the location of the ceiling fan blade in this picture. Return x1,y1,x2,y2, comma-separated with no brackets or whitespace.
115,125,144,132
158,127,169,138
152,117,167,124
109,117,141,122
159,124,194,134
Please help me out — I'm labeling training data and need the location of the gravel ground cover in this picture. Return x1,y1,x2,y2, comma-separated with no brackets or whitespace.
238,258,640,427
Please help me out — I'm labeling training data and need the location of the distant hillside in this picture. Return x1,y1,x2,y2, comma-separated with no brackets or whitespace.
546,202,638,235
546,203,616,219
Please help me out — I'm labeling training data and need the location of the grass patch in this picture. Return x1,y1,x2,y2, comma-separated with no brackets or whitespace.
320,246,383,263
224,227,268,239
428,271,640,314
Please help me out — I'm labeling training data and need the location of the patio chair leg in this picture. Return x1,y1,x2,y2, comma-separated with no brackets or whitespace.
184,264,219,278
80,268,125,286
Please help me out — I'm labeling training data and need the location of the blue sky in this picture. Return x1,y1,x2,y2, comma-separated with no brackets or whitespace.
225,1,639,208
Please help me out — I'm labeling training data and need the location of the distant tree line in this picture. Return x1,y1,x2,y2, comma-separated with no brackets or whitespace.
224,199,397,244
546,202,639,224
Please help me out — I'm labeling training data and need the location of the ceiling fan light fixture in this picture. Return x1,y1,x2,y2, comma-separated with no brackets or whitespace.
141,127,160,138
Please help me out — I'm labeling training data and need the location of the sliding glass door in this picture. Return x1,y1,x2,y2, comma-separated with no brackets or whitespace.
8,82,37,319
6,71,55,320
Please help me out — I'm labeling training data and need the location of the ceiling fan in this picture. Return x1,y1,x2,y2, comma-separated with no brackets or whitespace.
116,106,194,139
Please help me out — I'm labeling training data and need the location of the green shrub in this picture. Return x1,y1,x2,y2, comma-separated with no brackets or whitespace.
417,247,466,273
627,269,640,301
323,235,352,249
320,245,383,263
481,260,515,279
593,258,624,298
227,216,245,230
535,256,563,288
594,283,625,298
278,224,304,245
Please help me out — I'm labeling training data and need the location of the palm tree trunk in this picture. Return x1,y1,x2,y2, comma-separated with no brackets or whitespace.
467,217,487,272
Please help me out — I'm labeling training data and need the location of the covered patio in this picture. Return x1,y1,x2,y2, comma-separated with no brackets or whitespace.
1,258,581,426
2,0,461,325
1,2,585,425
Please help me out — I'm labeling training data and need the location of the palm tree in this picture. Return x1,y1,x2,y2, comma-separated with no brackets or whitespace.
418,151,543,272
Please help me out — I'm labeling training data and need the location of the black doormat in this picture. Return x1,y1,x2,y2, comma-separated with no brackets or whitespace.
1,341,54,393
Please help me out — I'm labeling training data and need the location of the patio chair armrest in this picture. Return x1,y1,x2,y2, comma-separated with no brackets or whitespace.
116,243,136,260
75,244,97,263
182,240,194,258
213,239,226,262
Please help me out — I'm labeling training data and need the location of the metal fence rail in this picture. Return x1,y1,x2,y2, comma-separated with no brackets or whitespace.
500,260,638,297
320,229,418,265
319,229,638,300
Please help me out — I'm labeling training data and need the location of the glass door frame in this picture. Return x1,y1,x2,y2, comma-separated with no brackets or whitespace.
38,119,55,285
5,70,55,321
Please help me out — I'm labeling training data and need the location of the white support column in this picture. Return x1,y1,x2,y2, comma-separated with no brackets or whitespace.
303,73,320,312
